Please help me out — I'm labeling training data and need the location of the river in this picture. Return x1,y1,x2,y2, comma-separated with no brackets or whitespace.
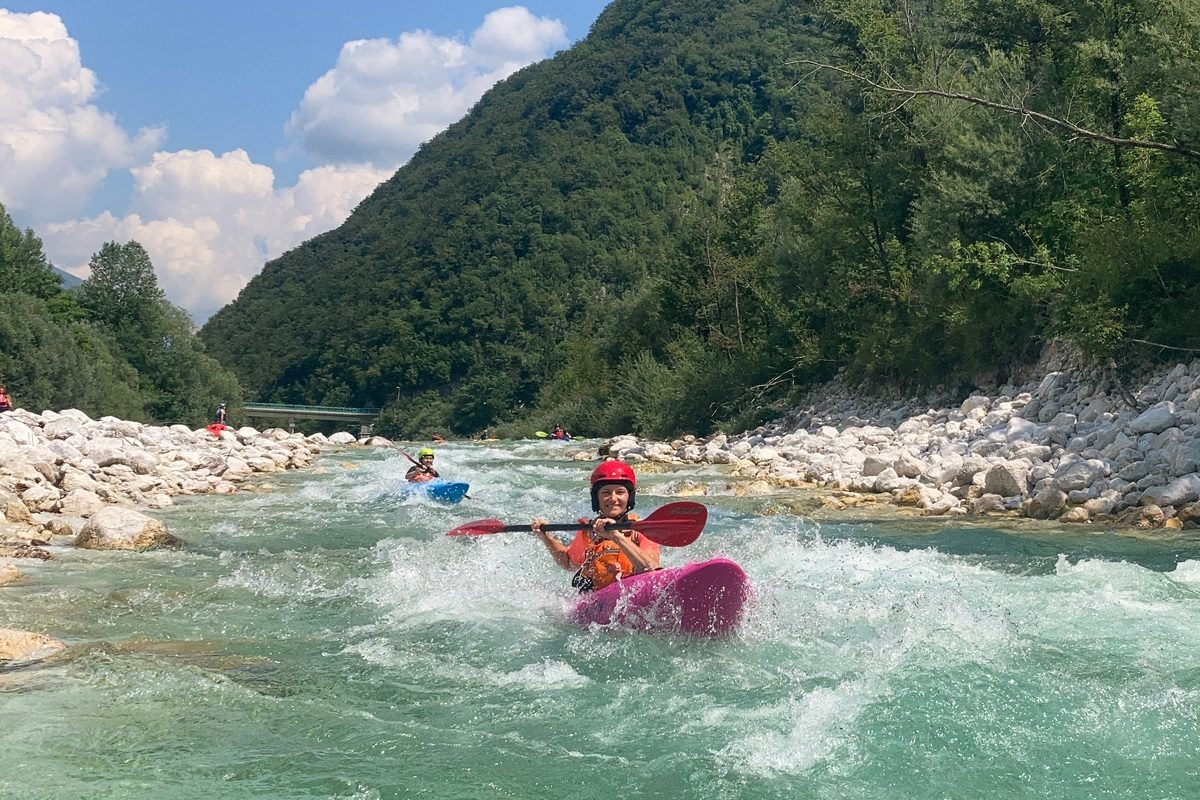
3,439,1200,799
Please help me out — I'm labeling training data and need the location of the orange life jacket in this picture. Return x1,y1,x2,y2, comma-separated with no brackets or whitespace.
566,514,659,592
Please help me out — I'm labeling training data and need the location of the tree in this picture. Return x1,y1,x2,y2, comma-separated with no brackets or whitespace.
76,239,244,424
0,202,62,299
78,241,166,332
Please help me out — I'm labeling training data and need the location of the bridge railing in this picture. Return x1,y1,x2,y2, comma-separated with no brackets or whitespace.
242,403,381,415
241,403,383,435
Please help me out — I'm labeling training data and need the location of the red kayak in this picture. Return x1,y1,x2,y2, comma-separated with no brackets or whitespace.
569,558,750,637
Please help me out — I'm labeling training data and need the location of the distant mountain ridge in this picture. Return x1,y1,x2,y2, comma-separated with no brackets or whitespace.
54,266,82,288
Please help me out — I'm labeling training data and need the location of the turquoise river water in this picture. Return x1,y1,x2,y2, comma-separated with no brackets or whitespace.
3,440,1200,799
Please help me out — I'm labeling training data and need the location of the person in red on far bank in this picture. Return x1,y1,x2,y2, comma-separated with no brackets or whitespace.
532,460,660,592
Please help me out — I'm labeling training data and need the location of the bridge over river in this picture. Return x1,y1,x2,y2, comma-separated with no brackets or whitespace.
241,403,381,436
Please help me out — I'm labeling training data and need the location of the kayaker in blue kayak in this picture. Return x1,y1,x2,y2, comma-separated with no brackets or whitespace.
550,424,571,440
532,460,660,592
405,447,440,483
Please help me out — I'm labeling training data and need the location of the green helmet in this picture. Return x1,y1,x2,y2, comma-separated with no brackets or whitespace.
417,448,436,458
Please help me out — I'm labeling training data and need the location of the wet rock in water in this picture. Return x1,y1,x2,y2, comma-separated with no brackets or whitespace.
0,628,66,663
0,543,51,560
0,559,21,585
671,479,709,497
732,480,772,496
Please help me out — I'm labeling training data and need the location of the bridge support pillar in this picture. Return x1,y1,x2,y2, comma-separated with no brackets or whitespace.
287,416,295,433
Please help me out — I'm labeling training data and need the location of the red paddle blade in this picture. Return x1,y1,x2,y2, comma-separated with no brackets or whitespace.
447,518,507,537
634,501,707,547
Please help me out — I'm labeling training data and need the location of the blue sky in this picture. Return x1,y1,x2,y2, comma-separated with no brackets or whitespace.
0,2,610,320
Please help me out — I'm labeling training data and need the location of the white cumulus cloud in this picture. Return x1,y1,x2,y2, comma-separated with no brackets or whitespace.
3,6,567,323
0,9,164,221
284,5,567,167
45,152,390,322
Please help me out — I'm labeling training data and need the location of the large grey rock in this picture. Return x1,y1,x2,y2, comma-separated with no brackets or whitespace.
19,485,60,513
1053,459,1106,492
984,461,1031,497
1140,475,1200,508
954,455,991,486
961,396,991,416
1028,487,1068,518
42,416,83,439
1129,402,1180,435
76,507,182,551
58,489,105,517
862,455,892,477
893,452,925,478
1168,440,1200,476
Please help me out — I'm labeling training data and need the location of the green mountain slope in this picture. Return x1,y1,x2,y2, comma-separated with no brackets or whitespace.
199,0,821,433
202,0,1200,438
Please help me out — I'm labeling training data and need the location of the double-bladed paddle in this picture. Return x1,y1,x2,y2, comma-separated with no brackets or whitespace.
447,500,706,547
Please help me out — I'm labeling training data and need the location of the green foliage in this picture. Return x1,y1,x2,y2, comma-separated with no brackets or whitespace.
0,293,145,419
78,241,165,344
198,0,1200,437
1054,295,1128,362
0,203,63,300
372,391,454,439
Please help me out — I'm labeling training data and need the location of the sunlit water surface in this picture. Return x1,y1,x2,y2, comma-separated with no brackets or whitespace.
4,441,1200,799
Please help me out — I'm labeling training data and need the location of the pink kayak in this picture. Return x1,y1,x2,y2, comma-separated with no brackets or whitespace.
569,558,750,637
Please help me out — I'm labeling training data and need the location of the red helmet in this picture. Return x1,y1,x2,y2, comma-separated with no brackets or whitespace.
590,460,636,511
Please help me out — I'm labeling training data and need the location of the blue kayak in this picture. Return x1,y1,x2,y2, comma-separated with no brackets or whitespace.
410,480,470,504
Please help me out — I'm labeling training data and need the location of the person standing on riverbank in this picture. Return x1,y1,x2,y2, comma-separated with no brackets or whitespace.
532,460,660,592
0,386,12,412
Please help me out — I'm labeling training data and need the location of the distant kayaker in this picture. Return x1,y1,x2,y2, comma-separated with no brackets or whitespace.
406,447,440,483
431,431,446,444
550,424,571,440
532,460,660,592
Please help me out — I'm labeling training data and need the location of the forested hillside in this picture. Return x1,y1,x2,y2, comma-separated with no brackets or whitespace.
199,0,1200,439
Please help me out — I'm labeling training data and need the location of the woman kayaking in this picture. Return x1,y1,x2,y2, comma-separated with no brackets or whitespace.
532,460,660,592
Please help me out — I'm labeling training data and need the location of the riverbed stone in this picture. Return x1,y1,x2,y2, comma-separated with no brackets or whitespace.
58,488,105,517
1129,402,1180,435
1053,459,1106,492
0,628,65,663
75,506,182,551
984,461,1030,497
1140,474,1200,509
0,559,20,585
1060,506,1090,523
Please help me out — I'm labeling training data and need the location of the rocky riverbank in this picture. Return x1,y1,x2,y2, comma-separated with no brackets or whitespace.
0,408,362,662
607,343,1200,530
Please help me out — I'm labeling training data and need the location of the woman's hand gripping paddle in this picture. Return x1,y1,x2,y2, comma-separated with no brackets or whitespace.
447,500,706,547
